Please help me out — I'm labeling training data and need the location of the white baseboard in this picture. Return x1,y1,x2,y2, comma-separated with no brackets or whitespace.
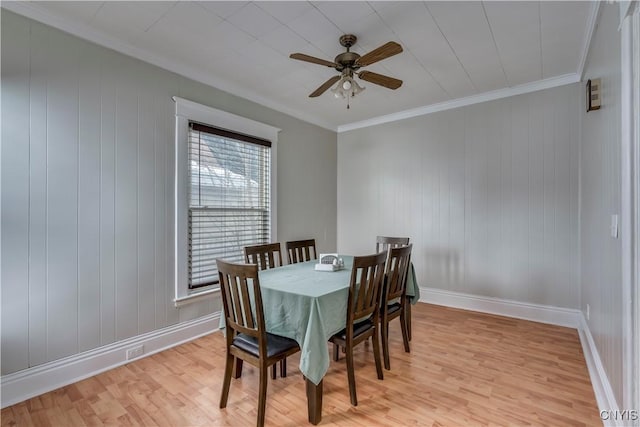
578,313,621,427
419,287,581,328
1,312,221,409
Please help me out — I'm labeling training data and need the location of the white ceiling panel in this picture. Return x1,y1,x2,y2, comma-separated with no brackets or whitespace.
132,2,229,70
238,40,287,70
378,53,449,102
226,3,282,39
286,6,342,47
426,2,507,92
541,1,592,78
13,1,596,130
255,1,313,24
367,1,400,14
31,1,104,24
378,4,475,99
142,2,223,42
373,2,431,32
269,72,311,98
313,2,375,34
90,1,177,43
483,1,542,87
210,49,264,88
197,1,248,19
260,25,309,58
203,19,257,52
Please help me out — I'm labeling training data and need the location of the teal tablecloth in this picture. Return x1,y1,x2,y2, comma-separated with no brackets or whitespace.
256,256,420,385
258,258,351,385
406,262,420,304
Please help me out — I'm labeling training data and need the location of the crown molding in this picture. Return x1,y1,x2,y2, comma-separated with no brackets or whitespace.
337,73,580,133
0,2,337,132
579,0,603,80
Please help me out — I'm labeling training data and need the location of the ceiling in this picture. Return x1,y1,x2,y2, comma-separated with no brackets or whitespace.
5,1,597,131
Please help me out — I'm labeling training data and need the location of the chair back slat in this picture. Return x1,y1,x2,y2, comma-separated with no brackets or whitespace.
286,239,317,264
240,278,255,329
217,259,265,344
385,244,413,302
375,236,410,253
348,252,387,328
244,242,283,270
229,276,246,330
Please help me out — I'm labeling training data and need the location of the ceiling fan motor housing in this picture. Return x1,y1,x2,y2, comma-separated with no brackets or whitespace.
334,52,361,72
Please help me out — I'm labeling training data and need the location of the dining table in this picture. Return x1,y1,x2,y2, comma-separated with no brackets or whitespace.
257,255,420,424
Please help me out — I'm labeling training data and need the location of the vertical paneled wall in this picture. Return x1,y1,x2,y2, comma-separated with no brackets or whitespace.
580,2,624,405
0,12,191,374
1,11,337,375
337,84,581,308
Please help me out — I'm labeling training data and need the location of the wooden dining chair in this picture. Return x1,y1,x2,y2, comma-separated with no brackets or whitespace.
375,236,413,341
217,259,300,427
244,242,284,271
243,242,287,378
329,251,386,406
375,235,410,252
380,244,412,370
286,239,317,264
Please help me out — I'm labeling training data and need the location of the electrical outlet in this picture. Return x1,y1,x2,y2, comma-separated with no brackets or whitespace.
126,345,144,360
586,304,590,321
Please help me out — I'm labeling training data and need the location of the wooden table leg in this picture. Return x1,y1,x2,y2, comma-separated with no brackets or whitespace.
305,377,322,425
233,359,243,379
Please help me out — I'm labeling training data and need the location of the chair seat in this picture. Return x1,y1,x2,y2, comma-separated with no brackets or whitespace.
233,333,299,359
382,302,401,316
331,319,373,341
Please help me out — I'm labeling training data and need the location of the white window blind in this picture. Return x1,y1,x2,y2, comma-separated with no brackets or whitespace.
188,122,271,289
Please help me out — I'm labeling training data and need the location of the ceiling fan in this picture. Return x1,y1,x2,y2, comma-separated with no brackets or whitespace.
289,34,403,104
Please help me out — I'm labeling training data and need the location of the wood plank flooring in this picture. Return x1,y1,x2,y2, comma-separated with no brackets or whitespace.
1,304,601,426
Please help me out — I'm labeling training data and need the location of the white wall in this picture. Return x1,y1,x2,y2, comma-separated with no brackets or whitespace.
337,83,581,308
1,11,337,376
580,2,624,406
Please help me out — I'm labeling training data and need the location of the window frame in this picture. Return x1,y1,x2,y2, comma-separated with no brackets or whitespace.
173,97,279,306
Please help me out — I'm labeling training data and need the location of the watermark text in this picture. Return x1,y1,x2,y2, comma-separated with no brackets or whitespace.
600,409,639,421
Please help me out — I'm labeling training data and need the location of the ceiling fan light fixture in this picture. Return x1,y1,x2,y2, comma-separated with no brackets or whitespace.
331,84,346,99
351,79,365,96
332,75,364,97
331,76,351,99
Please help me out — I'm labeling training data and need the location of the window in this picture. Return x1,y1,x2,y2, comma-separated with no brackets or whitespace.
173,97,279,305
188,123,271,289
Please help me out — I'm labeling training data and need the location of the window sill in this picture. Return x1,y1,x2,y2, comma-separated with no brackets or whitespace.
174,288,220,308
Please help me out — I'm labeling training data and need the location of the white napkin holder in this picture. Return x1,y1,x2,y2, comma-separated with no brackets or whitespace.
315,253,344,271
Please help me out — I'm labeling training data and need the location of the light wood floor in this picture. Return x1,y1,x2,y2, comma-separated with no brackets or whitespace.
1,303,600,426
